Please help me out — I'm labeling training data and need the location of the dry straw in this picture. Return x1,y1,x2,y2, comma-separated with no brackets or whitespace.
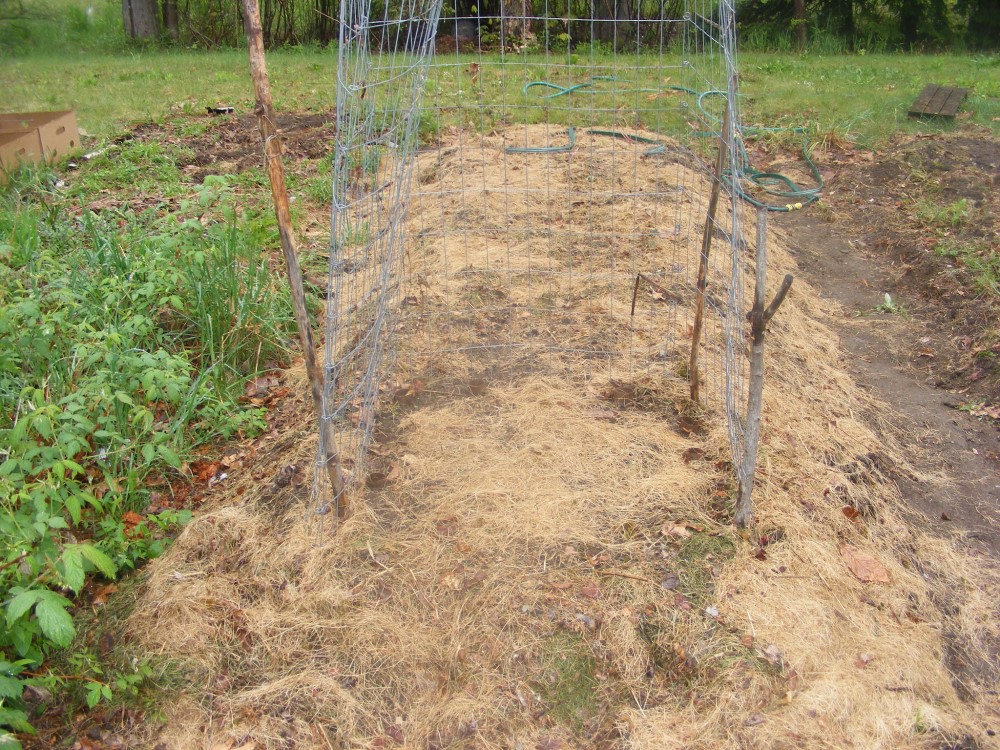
129,132,999,750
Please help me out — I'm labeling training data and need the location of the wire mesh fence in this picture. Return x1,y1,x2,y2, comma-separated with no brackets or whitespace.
313,0,748,521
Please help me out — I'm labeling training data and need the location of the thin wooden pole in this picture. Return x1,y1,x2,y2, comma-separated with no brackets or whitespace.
689,101,732,403
734,208,793,528
241,0,347,517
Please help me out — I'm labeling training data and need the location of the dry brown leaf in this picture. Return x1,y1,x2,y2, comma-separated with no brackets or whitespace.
92,583,118,607
840,544,891,583
841,505,861,521
663,522,692,539
681,447,705,463
580,580,601,599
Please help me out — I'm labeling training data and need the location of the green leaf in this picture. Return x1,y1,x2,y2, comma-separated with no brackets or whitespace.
10,621,35,658
64,492,82,526
34,597,75,648
85,681,102,709
0,675,22,701
140,443,155,464
6,591,42,626
61,459,85,477
115,392,134,406
78,544,116,579
60,548,85,593
156,444,182,470
0,706,33,734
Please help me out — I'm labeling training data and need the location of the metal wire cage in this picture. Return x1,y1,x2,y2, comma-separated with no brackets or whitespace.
314,0,747,520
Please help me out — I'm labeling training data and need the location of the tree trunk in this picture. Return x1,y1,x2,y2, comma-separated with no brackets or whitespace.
499,0,530,48
122,0,160,38
162,0,179,38
793,0,807,49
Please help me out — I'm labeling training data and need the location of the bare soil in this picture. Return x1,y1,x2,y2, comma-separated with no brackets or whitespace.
770,131,1000,556
124,111,336,183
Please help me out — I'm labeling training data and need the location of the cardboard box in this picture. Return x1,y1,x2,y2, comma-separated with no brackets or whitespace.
0,110,81,183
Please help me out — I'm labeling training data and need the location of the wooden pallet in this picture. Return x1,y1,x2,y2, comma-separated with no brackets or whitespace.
908,84,968,118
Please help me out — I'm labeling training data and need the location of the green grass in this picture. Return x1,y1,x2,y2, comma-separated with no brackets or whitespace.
1,42,997,148
535,633,600,732
935,239,1000,298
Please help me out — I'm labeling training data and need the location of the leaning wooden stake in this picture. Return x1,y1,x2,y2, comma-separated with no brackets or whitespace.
689,102,732,402
733,209,793,528
241,0,347,518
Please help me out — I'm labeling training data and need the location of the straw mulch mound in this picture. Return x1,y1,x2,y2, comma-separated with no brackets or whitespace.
129,127,999,750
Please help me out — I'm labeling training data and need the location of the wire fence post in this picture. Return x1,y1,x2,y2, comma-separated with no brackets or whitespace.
689,100,731,403
241,0,346,518
734,208,793,527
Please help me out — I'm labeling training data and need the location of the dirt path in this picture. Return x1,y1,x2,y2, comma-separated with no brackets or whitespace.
775,210,1000,558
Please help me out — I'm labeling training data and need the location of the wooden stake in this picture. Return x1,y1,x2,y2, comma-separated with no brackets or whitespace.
241,0,347,518
733,208,793,528
689,101,731,402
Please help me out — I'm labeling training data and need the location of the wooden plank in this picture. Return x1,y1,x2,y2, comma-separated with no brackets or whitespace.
938,86,968,117
925,86,953,115
908,84,938,116
909,83,969,118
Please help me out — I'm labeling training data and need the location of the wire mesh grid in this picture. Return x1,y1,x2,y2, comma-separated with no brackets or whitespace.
313,0,748,521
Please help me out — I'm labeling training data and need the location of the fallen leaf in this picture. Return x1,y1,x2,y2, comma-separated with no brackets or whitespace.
677,415,705,436
661,572,680,590
681,447,705,463
193,460,221,483
663,522,693,539
92,583,118,606
580,581,601,599
841,506,861,521
673,592,692,611
854,653,875,668
740,634,754,648
744,713,765,727
969,403,1000,420
244,375,280,399
762,643,782,666
840,544,891,583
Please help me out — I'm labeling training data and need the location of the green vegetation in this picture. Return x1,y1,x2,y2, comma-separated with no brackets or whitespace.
536,633,600,732
2,42,998,150
676,532,736,605
935,239,1000,298
0,154,294,742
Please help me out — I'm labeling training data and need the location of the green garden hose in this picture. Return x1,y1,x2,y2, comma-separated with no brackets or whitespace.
507,77,822,212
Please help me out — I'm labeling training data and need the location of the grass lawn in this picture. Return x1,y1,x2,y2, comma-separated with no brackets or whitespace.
0,48,998,145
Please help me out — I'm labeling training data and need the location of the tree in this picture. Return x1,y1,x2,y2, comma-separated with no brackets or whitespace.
122,0,160,38
163,0,179,38
957,0,1000,48
792,0,806,47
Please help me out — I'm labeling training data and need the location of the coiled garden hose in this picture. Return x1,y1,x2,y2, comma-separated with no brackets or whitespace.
505,77,822,212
